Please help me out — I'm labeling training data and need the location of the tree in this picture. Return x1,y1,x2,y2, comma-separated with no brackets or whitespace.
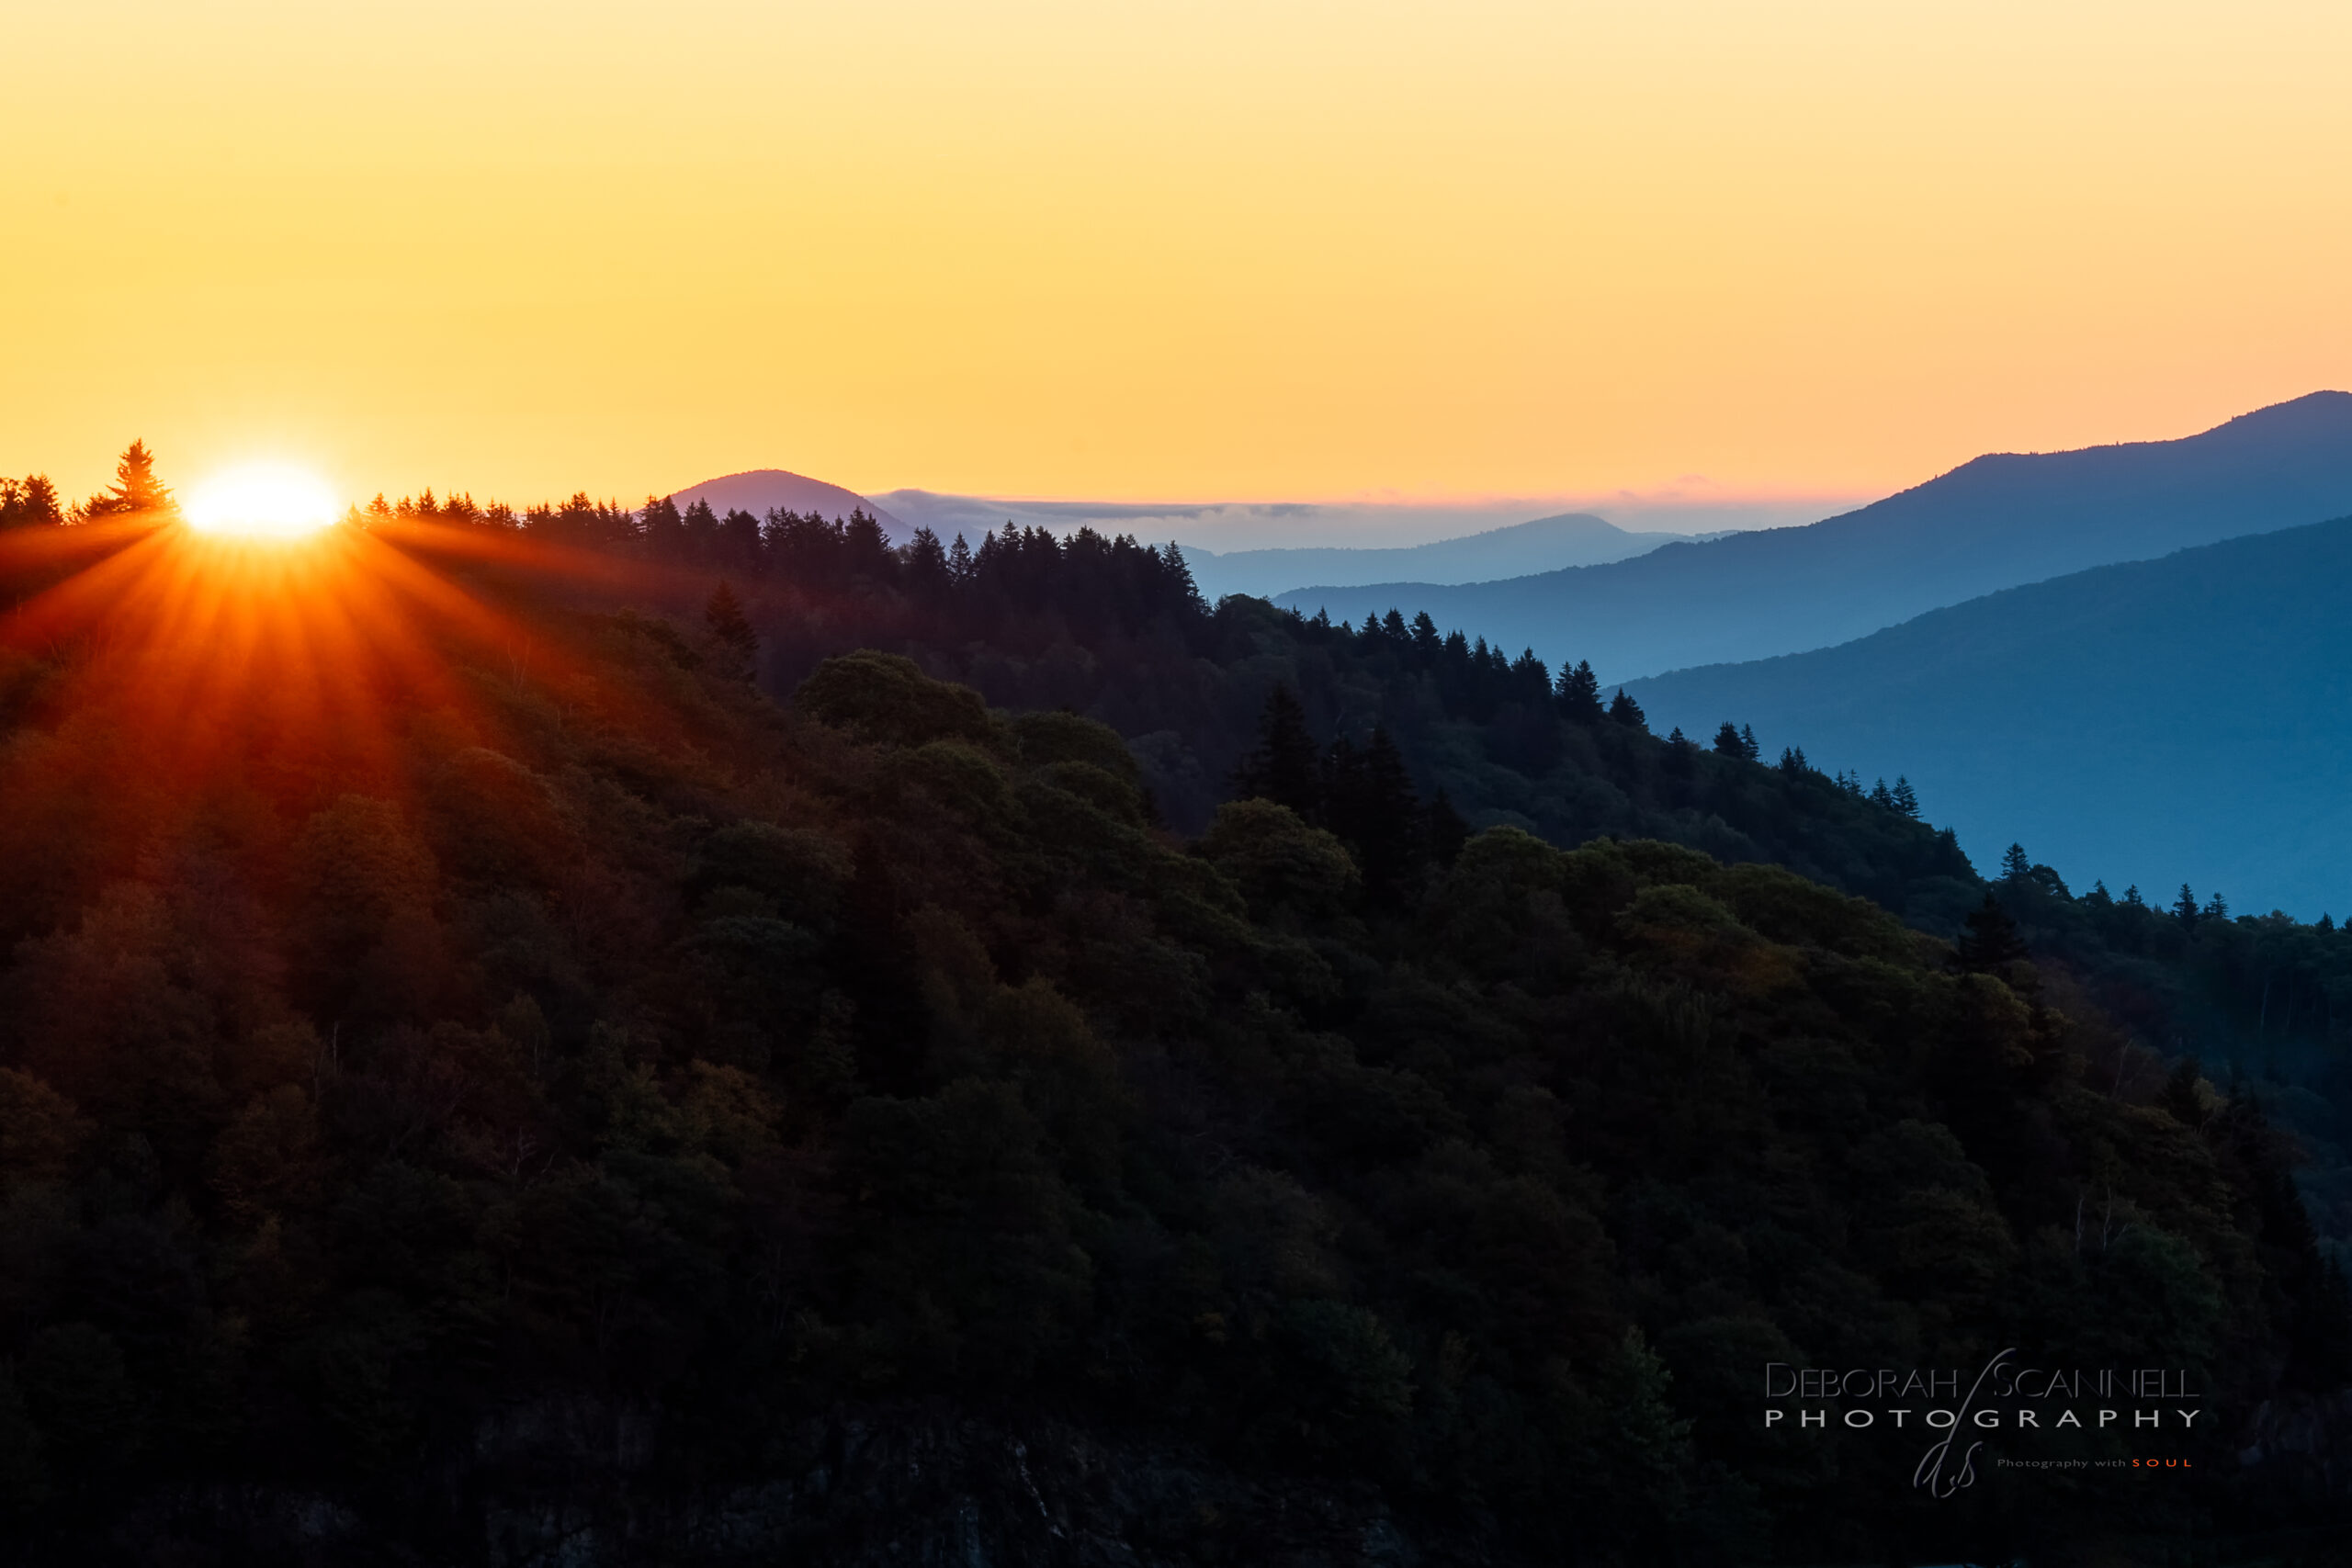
1891,776,1920,818
79,440,172,519
1778,746,1808,776
1325,727,1421,906
705,582,758,675
1712,722,1746,758
1738,723,1760,761
1232,685,1322,818
0,475,63,528
2001,842,2032,882
902,527,952,597
2158,1057,2206,1126
1957,893,2029,971
2174,885,2200,928
1161,541,1203,611
1608,688,1646,730
1555,660,1604,723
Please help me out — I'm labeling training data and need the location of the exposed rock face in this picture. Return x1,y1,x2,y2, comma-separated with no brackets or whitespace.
84,1404,1476,1567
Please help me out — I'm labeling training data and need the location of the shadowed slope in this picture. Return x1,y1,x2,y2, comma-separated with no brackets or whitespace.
1628,513,2352,915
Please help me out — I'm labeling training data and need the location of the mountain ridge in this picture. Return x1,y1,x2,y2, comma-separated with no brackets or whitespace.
1625,509,2352,916
1276,390,2352,681
1179,512,1702,599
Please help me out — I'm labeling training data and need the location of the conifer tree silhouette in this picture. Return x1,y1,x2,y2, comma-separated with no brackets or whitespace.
81,440,173,519
704,581,758,676
1233,685,1321,818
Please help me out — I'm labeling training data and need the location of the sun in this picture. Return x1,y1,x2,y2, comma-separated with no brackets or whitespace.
185,463,342,538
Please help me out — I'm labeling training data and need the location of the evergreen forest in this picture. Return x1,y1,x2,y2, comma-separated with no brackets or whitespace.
0,463,2344,1564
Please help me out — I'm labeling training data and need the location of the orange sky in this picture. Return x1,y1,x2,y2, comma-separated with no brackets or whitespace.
4,1,2348,512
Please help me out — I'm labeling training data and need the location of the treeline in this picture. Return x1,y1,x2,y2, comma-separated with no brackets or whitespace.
0,441,170,526
350,479,1986,928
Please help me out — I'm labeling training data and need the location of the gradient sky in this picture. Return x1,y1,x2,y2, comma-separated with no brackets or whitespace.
5,0,2348,512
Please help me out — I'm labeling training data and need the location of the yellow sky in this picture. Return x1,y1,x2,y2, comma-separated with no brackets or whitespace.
4,0,2348,510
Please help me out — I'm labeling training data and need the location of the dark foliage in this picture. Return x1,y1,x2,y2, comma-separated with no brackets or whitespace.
0,471,2333,1562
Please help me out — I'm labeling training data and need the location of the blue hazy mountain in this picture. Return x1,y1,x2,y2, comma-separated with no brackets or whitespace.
1179,513,1698,600
1277,391,2352,682
1625,513,2352,917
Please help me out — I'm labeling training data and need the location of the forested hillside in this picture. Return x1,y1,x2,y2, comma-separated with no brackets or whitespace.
359,486,2352,1269
0,472,2343,1563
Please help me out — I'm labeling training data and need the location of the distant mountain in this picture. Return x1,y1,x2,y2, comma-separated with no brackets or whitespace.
1276,391,2352,682
668,468,912,540
871,489,1801,561
1181,513,1700,600
1626,513,2352,916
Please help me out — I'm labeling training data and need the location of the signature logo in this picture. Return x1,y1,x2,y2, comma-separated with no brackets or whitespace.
1913,1348,2015,1498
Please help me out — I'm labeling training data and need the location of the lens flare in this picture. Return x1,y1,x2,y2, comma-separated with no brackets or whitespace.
186,464,341,538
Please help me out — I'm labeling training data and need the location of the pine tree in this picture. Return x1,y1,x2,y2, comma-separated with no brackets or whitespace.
2122,884,2145,908
1738,723,1760,761
1160,541,1203,610
1326,726,1421,905
1232,685,1322,818
1891,777,1919,818
1608,688,1646,730
2001,842,2032,882
2158,1057,2206,1126
704,581,757,675
0,475,64,528
81,440,172,519
1956,893,2030,971
682,498,720,562
1712,722,1746,758
1555,660,1603,722
1871,778,1895,808
902,527,951,595
2174,885,2200,927
1779,746,1808,776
